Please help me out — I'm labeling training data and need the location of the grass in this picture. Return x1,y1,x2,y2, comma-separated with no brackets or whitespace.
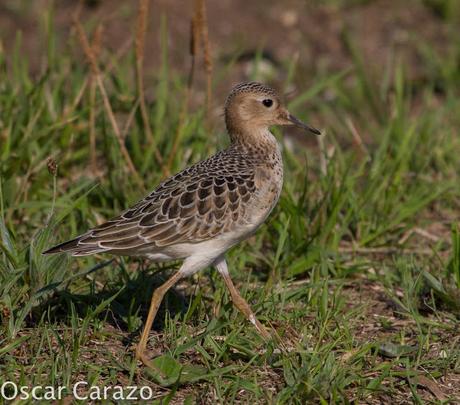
1,3,460,404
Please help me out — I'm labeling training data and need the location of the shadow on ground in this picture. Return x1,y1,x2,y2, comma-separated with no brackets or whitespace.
28,264,192,337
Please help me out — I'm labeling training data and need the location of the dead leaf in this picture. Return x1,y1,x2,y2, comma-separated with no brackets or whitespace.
414,375,447,401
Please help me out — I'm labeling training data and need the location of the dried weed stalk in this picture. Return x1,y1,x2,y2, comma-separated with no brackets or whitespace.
73,15,144,189
193,0,213,115
135,0,166,173
166,0,213,172
89,24,103,172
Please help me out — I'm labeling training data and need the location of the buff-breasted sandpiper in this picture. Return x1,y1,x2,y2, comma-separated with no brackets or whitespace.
44,81,321,367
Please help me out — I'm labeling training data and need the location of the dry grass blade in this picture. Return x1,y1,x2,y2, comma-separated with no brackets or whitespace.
73,16,144,190
165,10,199,172
122,99,141,139
88,78,97,172
317,131,327,176
188,16,199,90
346,117,369,158
198,0,212,117
61,38,131,119
89,24,103,173
135,0,166,174
191,0,213,118
166,0,213,173
339,245,434,255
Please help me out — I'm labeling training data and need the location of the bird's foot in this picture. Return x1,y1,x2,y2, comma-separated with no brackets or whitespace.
135,346,166,376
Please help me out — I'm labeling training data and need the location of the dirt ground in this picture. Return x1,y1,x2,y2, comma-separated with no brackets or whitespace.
0,0,453,96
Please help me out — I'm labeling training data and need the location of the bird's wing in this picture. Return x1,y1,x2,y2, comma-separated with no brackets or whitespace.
43,152,256,256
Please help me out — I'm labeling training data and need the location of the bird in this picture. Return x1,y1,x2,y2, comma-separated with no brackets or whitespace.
43,82,321,367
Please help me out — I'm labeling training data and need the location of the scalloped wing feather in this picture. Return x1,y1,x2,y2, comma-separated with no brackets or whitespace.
43,148,259,256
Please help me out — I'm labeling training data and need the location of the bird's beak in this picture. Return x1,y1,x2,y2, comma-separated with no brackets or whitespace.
286,113,321,135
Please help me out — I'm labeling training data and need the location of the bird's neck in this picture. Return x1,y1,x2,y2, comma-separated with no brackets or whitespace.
228,127,282,166
229,123,278,148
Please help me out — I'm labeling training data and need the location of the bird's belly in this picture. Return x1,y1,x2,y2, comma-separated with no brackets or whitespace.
143,237,234,263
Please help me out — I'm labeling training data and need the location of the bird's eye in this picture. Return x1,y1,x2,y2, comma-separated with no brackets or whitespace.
262,99,273,108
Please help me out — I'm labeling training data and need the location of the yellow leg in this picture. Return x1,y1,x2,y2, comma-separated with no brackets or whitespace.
215,258,271,340
136,270,184,366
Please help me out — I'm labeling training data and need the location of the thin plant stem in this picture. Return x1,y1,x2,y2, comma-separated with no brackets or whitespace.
73,17,145,190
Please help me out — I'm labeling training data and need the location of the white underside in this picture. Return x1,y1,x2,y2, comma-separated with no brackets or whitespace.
139,217,267,277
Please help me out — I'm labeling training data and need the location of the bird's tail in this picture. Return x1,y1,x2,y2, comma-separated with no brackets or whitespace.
42,236,108,257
